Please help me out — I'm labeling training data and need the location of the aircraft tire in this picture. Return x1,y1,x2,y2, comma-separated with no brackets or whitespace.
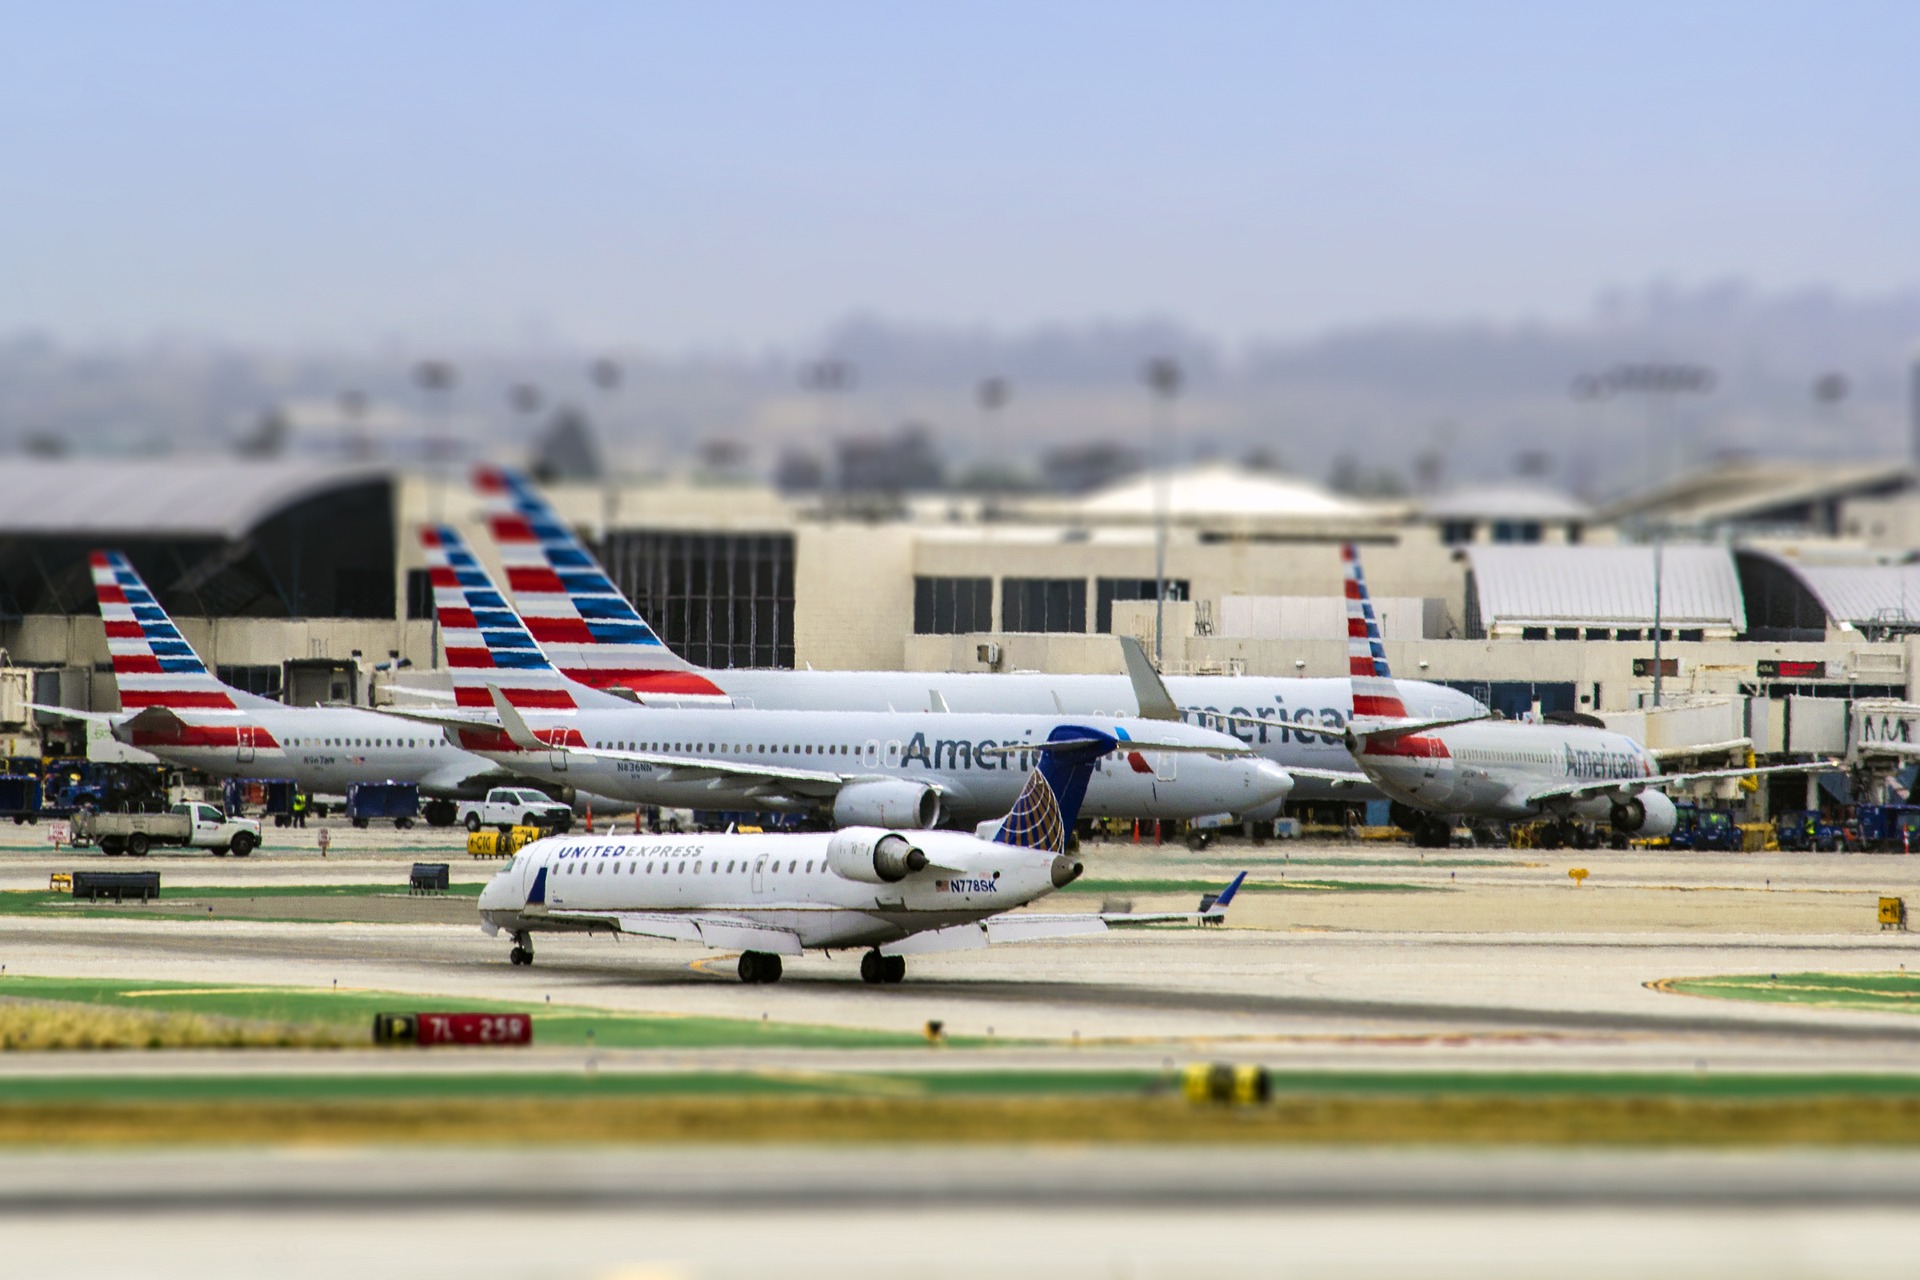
860,951,884,984
883,955,906,984
509,947,529,966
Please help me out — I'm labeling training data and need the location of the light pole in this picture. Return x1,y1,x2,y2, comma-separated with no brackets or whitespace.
800,359,856,502
1572,363,1713,707
1143,356,1182,667
412,359,458,524
588,358,622,535
977,376,1010,513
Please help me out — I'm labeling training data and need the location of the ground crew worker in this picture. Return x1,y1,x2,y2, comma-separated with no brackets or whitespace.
291,791,309,828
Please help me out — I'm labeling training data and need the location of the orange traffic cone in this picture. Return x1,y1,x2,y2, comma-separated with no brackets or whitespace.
584,803,594,834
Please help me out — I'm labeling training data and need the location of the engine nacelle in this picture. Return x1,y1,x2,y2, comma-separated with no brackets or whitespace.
825,828,929,884
830,779,941,830
1610,790,1678,837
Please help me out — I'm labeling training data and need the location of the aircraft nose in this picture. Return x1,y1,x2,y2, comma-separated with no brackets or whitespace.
1251,759,1295,802
1050,856,1084,888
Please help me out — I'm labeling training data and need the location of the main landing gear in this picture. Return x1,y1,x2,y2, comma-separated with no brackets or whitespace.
860,950,906,985
737,951,784,984
508,931,534,966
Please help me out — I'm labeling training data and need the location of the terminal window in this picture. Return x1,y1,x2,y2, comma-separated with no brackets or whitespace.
914,576,992,634
1095,578,1189,633
405,568,436,620
216,665,282,699
601,530,796,668
1003,577,1087,633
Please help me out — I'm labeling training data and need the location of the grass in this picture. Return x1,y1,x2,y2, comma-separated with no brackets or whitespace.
0,882,482,920
1656,971,1920,1014
0,976,939,1050
0,1001,358,1051
16,1093,1920,1147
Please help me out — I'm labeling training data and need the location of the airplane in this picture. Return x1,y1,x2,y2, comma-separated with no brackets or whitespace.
1303,543,1827,850
478,722,1249,983
468,465,1486,805
42,551,516,826
409,524,1300,828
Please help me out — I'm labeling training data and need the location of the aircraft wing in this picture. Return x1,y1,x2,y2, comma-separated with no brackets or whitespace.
27,703,120,726
484,686,845,791
1523,760,1841,807
882,873,1247,955
546,909,805,955
1213,710,1487,745
1283,766,1371,786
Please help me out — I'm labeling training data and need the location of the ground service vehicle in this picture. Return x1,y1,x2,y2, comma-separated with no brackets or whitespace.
73,803,262,856
458,788,573,834
1774,810,1851,853
1667,804,1743,852
1853,804,1920,852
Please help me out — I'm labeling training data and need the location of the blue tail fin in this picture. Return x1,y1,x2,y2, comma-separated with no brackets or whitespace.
992,725,1118,853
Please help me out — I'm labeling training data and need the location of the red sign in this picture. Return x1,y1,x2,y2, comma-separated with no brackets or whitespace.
417,1012,532,1045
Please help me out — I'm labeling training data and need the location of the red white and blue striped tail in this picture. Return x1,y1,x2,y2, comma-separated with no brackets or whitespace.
89,551,275,713
472,466,729,702
421,524,631,716
1342,543,1407,721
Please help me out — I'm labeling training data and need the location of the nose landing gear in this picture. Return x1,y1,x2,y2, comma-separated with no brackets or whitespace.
860,950,906,984
508,931,534,966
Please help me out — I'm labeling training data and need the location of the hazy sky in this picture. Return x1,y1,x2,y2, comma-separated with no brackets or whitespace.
3,1,1915,349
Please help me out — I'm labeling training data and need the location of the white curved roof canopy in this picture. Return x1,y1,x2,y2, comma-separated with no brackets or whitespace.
1749,553,1920,627
1466,544,1746,629
0,460,389,540
1070,462,1391,520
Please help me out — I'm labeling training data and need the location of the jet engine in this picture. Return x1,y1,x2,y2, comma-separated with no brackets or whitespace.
825,828,929,883
1610,790,1678,837
830,779,942,830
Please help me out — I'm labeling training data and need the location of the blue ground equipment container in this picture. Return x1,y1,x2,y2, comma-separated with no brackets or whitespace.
0,775,43,823
346,781,420,829
1853,804,1920,852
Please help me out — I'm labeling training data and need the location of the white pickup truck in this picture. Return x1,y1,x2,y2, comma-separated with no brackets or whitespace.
73,803,264,857
456,788,573,834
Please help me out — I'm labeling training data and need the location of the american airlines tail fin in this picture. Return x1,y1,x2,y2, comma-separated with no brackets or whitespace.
1342,543,1407,720
472,466,728,701
89,551,277,713
419,525,633,713
987,725,1118,854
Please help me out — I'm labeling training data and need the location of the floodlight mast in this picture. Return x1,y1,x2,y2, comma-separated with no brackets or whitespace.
1143,357,1182,668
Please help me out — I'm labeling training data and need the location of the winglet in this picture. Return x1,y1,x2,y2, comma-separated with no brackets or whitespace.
486,684,551,752
1118,636,1181,721
1209,871,1248,913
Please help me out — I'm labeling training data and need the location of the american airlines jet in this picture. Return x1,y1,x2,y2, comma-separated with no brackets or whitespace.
479,723,1247,983
412,525,1297,827
469,466,1483,806
1323,544,1820,850
51,551,513,825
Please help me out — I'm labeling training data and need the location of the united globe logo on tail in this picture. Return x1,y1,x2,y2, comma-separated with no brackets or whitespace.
989,725,1116,854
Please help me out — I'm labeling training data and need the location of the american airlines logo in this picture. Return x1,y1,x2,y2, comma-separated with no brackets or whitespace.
1563,744,1644,780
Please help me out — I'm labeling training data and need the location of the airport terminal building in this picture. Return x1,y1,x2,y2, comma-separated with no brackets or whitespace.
6,454,1920,805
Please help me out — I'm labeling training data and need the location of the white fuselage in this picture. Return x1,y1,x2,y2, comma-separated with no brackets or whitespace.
120,704,502,797
479,828,1066,951
613,671,1481,806
462,708,1294,822
1356,721,1659,820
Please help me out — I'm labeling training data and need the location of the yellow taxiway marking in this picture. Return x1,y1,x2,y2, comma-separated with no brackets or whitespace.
118,986,361,998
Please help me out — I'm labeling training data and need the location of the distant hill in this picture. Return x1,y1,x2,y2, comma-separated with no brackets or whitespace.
1,280,1913,498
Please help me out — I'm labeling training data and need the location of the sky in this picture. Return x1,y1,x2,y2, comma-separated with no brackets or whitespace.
1,1,1915,351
